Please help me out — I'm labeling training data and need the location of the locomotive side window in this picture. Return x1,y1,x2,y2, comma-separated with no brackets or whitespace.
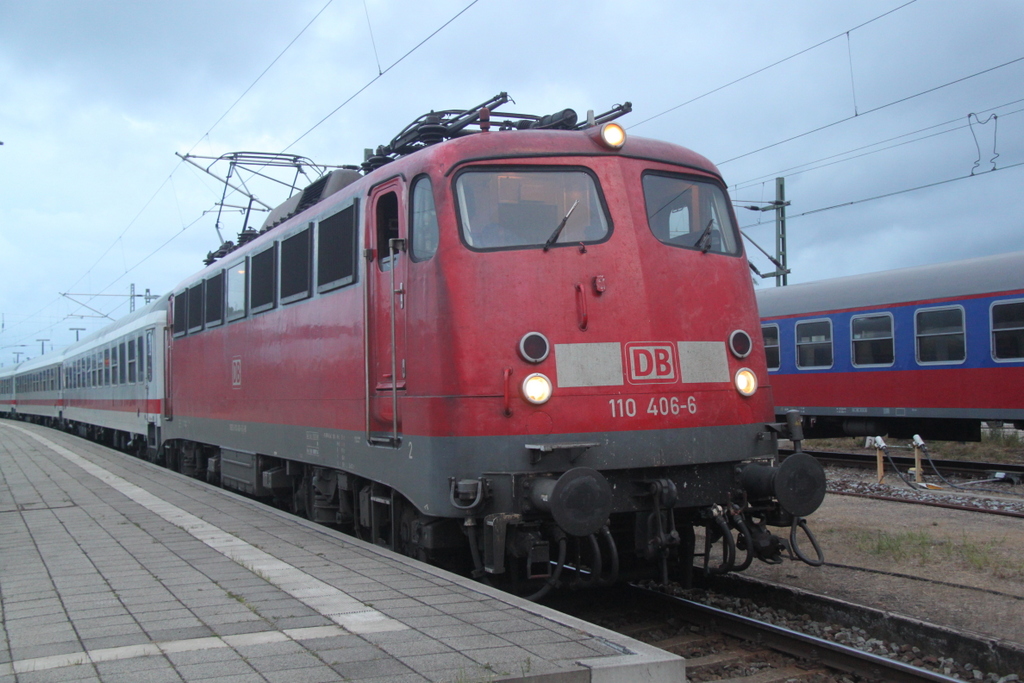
173,291,187,337
761,324,780,370
205,271,224,326
851,314,894,367
455,168,610,250
280,226,312,304
915,306,965,364
375,192,400,270
187,283,205,333
318,202,358,292
991,300,1024,360
642,172,739,255
795,319,833,369
226,259,247,322
411,176,439,261
250,244,277,314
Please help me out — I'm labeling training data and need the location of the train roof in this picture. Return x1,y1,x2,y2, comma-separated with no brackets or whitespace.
757,250,1024,319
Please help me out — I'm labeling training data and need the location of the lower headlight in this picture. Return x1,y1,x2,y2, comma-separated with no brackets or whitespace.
523,373,553,405
734,368,758,396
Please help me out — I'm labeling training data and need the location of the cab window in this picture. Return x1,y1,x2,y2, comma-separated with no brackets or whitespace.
455,168,610,250
642,172,739,255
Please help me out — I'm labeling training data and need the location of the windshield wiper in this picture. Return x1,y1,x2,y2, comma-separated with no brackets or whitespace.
696,218,715,254
543,200,580,251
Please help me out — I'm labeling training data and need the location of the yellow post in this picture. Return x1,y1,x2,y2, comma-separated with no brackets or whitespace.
875,436,885,484
913,444,923,484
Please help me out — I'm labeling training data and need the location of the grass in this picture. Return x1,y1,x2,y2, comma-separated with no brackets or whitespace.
852,529,1024,578
805,430,1024,465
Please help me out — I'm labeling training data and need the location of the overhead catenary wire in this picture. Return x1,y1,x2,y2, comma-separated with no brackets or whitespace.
628,0,918,130
731,98,1024,192
716,55,1024,166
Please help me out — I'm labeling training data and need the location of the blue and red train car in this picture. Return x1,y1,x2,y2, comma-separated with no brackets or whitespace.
2,95,826,591
757,251,1024,441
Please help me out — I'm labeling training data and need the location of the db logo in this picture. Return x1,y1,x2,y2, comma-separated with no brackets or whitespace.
625,343,677,384
231,357,242,388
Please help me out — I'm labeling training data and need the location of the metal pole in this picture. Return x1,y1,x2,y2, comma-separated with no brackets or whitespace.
775,177,788,287
131,283,136,313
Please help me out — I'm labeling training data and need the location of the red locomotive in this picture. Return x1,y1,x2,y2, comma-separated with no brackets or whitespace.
2,94,825,594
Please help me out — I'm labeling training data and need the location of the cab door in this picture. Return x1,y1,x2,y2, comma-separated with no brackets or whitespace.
365,180,408,445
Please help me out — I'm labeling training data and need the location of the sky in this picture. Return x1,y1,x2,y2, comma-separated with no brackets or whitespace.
1,0,1022,363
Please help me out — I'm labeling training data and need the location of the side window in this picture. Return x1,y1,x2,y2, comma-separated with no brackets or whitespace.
761,324,780,371
318,203,358,292
128,339,137,384
376,191,400,271
187,283,205,333
411,177,439,261
795,319,833,369
851,314,894,367
916,306,965,364
250,244,277,314
173,291,187,337
280,226,312,304
104,348,111,385
111,345,120,386
992,300,1024,361
205,271,225,327
118,342,127,384
136,335,144,383
226,259,247,322
146,329,154,383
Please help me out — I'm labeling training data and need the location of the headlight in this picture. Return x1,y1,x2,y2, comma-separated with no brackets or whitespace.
734,368,758,396
522,373,553,404
599,122,626,149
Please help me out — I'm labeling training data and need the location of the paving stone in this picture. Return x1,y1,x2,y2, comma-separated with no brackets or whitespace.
0,423,682,683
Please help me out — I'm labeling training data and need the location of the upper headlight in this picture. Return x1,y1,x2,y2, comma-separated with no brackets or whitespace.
522,373,553,405
599,122,626,149
734,368,758,396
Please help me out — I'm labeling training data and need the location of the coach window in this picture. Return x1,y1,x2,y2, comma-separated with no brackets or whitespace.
992,300,1024,361
851,314,894,366
795,319,833,369
118,341,127,384
173,291,188,337
916,306,965,364
104,348,111,385
205,271,224,327
642,172,739,255
250,244,277,314
127,340,137,383
411,176,439,261
146,329,154,383
111,346,120,386
137,335,145,383
187,282,205,333
226,259,247,321
762,324,780,371
280,226,313,304
318,202,358,292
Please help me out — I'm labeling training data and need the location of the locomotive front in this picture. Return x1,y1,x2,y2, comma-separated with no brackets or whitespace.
391,107,827,593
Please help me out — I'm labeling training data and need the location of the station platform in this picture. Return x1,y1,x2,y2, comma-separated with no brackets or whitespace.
0,421,683,683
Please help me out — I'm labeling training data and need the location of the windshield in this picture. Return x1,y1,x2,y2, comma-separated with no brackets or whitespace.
642,172,740,255
456,169,611,250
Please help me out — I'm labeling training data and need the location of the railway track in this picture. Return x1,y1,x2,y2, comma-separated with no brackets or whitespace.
550,579,1024,682
780,448,1024,518
785,448,1024,481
